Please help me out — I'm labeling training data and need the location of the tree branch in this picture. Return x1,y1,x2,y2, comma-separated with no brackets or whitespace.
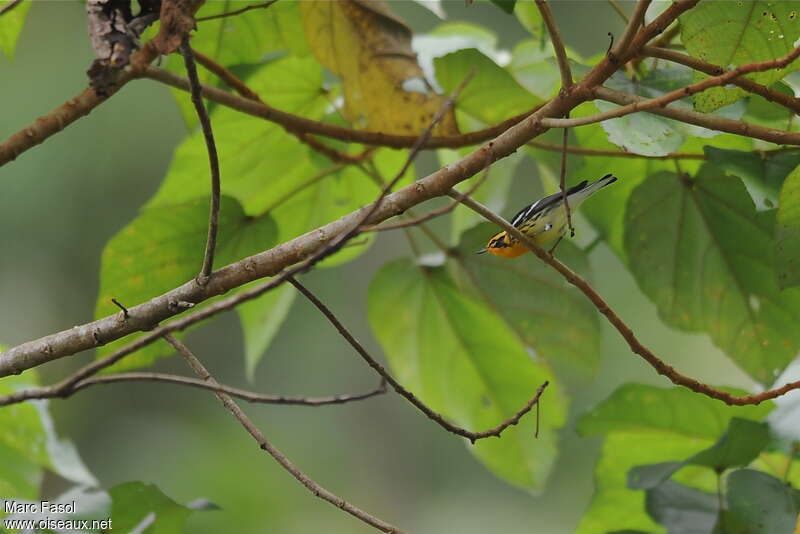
609,0,651,64
0,0,24,16
138,65,541,149
365,167,491,232
642,45,800,115
594,85,800,146
191,48,375,164
0,368,386,407
288,277,548,443
535,0,573,89
164,334,407,534
527,140,706,159
0,44,157,167
447,191,800,406
195,0,277,22
179,39,221,283
544,45,800,132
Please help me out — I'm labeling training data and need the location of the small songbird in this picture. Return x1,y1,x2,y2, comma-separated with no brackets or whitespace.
478,174,618,258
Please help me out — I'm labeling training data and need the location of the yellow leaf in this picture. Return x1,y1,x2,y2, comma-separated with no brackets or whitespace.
300,0,459,135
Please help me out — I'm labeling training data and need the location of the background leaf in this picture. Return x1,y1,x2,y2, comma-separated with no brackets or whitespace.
679,0,800,112
95,196,277,370
624,167,800,383
434,48,541,125
164,0,308,126
776,163,800,288
574,383,771,534
109,482,215,534
452,224,602,384
0,0,32,59
724,469,799,534
644,480,718,534
368,258,565,491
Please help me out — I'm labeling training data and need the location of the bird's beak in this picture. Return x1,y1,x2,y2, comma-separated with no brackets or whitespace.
475,248,488,254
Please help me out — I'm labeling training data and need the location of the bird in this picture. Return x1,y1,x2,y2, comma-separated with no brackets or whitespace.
478,174,618,258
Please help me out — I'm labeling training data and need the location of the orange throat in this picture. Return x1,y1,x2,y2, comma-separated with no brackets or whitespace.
486,242,529,258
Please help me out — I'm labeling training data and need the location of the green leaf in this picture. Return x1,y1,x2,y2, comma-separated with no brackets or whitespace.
628,418,770,489
776,164,800,288
489,0,516,14
434,48,541,125
705,147,800,209
452,223,602,384
679,1,800,112
688,418,770,472
109,482,215,534
166,0,308,125
509,39,562,99
513,1,542,38
95,196,277,370
578,384,772,439
624,167,800,383
567,103,672,259
645,480,718,533
150,55,329,215
439,148,523,243
724,469,798,534
0,0,32,59
575,383,772,534
238,283,296,380
597,70,744,157
368,258,564,491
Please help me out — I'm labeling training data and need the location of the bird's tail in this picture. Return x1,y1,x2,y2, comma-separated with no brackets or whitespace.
570,173,618,203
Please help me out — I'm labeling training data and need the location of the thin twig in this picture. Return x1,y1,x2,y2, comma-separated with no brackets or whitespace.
179,39,221,284
642,46,800,115
548,45,800,130
72,372,387,406
191,48,375,164
164,335,406,534
558,122,574,237
607,0,629,22
595,85,800,146
527,140,706,159
110,298,129,318
609,0,651,64
288,277,548,443
1,367,386,407
0,0,23,16
535,0,573,89
138,65,540,150
366,166,491,232
196,0,278,22
447,191,800,406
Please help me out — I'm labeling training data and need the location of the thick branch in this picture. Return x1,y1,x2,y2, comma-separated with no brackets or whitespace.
642,46,800,115
165,335,406,534
448,191,800,406
0,43,157,166
595,86,800,145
